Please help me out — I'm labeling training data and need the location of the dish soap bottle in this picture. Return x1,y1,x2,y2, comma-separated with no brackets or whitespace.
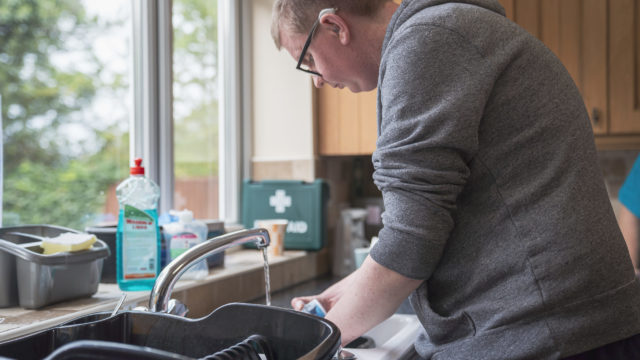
163,209,208,280
116,158,161,291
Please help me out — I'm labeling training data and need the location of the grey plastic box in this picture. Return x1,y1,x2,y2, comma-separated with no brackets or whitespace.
0,225,110,309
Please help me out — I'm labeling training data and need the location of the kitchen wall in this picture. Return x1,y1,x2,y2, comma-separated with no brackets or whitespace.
250,0,317,182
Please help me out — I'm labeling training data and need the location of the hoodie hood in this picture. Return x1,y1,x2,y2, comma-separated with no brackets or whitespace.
384,0,506,50
392,0,505,26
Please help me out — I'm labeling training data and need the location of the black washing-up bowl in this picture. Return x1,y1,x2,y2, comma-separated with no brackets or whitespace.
0,303,341,360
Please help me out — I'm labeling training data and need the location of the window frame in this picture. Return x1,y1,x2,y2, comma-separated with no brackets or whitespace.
131,0,244,222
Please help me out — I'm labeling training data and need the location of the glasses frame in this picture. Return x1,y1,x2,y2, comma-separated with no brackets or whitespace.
295,8,337,78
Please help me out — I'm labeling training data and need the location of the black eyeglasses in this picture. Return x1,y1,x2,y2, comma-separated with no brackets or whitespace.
296,8,337,78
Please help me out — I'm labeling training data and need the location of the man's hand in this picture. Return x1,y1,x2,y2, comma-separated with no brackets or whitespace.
292,255,424,346
291,270,357,312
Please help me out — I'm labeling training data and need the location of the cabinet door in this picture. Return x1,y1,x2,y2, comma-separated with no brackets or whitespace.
609,0,640,134
317,86,377,155
498,0,608,134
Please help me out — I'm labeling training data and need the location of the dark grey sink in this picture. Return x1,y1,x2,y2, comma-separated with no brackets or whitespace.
0,303,340,360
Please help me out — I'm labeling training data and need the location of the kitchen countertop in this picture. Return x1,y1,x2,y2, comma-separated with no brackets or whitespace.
0,248,329,342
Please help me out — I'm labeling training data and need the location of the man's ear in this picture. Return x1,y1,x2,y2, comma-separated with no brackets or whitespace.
320,13,350,45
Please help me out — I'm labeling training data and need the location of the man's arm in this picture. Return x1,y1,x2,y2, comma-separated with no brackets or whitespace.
324,256,423,346
291,270,358,313
291,256,423,346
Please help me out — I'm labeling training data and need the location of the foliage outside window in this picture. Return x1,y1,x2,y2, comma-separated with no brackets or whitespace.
172,0,220,220
1,0,130,229
1,0,222,230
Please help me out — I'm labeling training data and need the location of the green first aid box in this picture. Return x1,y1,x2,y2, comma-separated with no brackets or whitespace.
242,179,329,250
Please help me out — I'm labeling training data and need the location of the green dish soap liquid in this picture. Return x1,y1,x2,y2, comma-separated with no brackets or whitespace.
116,158,161,291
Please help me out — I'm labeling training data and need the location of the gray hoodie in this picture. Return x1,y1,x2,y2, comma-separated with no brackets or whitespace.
369,0,640,358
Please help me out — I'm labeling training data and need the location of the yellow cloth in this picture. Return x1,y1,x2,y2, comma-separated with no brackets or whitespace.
41,233,97,255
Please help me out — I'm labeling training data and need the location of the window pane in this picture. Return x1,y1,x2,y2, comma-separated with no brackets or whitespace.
0,0,131,229
172,0,219,219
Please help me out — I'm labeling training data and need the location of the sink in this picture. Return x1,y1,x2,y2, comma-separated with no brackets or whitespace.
0,230,345,359
344,314,422,360
0,303,340,360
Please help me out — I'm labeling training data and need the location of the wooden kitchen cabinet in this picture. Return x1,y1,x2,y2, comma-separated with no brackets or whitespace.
314,0,400,156
316,86,377,155
499,0,608,134
608,0,640,135
316,0,640,154
499,0,640,148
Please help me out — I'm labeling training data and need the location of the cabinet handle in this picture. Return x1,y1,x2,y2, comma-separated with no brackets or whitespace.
591,108,600,125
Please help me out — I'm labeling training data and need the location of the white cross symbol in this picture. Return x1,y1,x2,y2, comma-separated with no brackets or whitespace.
269,189,292,213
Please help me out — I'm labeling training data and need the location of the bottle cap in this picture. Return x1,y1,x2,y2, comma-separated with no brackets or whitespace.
178,209,194,223
131,158,145,175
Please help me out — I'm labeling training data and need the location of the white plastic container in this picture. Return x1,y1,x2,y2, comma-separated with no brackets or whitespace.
163,210,208,280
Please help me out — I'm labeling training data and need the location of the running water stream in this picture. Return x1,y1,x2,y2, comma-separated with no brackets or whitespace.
262,247,271,306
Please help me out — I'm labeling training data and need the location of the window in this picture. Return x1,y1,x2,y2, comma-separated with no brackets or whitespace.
0,0,132,229
0,0,241,230
172,0,220,220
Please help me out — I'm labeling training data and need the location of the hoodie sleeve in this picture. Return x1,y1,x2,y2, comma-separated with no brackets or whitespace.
370,23,496,279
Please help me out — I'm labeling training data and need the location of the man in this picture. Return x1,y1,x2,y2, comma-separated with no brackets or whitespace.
271,0,640,358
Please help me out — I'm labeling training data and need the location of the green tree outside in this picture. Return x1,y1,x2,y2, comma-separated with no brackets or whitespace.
1,0,129,229
1,0,220,230
173,0,219,179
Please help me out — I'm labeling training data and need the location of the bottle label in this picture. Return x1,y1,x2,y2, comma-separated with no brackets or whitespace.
122,204,158,279
169,231,207,279
170,232,200,260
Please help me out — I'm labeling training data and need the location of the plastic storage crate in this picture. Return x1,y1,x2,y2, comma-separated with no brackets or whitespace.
0,225,110,309
242,179,328,250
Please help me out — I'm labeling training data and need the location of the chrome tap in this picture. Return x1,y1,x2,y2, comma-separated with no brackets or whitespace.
148,228,270,313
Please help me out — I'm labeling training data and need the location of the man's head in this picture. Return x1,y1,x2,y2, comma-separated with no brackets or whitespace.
271,0,393,92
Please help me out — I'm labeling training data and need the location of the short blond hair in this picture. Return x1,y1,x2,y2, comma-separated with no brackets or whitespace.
271,0,391,49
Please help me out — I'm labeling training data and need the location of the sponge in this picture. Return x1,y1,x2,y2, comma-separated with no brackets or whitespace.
41,233,97,255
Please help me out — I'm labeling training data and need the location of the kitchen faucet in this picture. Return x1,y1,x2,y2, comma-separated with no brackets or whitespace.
148,228,270,313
